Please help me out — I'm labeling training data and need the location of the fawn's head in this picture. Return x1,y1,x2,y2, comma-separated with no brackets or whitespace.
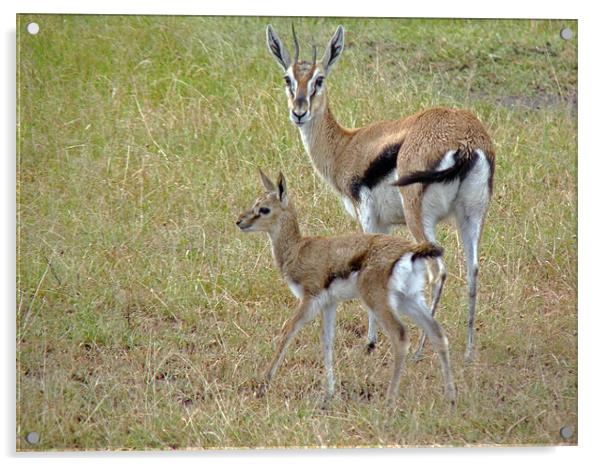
266,24,344,127
236,170,290,233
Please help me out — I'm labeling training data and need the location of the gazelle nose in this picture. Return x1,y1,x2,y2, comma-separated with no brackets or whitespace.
292,110,307,122
236,219,242,226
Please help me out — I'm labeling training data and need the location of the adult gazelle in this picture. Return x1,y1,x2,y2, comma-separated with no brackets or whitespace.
266,24,495,362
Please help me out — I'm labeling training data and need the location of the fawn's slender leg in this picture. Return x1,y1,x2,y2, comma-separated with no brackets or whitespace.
361,290,409,402
413,256,447,360
376,307,410,401
396,193,448,361
397,293,456,404
262,298,319,389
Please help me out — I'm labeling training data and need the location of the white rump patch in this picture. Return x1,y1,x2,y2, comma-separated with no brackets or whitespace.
455,148,491,213
420,150,460,236
388,254,427,299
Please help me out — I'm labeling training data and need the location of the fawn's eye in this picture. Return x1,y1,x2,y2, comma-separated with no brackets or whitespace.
259,207,271,215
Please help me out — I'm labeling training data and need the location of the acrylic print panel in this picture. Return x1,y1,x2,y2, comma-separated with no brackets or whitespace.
16,14,577,450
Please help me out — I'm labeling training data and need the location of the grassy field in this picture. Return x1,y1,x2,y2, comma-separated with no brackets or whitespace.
17,15,577,450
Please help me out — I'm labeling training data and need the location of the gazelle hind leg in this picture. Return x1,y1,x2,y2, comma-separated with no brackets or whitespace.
359,274,409,402
366,302,410,401
366,311,378,353
403,207,446,361
455,208,484,364
413,256,446,360
397,293,456,404
454,148,491,363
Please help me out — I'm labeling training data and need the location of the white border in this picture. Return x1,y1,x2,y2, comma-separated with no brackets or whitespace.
4,0,582,18
3,1,599,465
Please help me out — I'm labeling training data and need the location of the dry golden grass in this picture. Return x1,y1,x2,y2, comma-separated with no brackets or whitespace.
17,15,576,449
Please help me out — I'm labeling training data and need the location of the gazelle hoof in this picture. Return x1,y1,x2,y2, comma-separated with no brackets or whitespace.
320,394,334,410
445,385,457,407
255,381,269,398
365,341,376,354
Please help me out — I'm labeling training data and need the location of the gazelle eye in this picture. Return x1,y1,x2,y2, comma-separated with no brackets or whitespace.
284,76,291,87
259,207,271,215
311,76,325,97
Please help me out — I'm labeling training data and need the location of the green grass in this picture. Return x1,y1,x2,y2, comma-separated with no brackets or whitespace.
17,15,577,450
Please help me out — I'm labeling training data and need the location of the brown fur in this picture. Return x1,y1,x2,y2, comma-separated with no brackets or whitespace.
267,25,495,362
237,171,456,403
237,185,428,297
303,103,495,212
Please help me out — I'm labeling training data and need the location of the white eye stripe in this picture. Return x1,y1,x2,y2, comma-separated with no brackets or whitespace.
284,73,297,92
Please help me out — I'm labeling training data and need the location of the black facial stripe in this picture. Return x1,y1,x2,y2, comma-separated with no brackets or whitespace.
349,141,402,201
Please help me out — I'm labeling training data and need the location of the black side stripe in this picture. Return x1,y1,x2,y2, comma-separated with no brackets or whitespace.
324,252,367,289
349,141,402,201
394,149,478,187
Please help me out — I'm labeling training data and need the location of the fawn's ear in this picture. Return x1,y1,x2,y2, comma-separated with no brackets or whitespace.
266,24,291,71
259,169,276,192
277,171,288,206
321,25,344,76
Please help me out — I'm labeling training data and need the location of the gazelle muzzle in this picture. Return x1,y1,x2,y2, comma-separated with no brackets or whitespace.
236,210,258,231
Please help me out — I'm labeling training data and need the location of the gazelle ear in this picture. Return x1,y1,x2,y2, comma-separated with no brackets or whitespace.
321,25,344,75
277,171,288,206
266,24,291,71
259,169,276,192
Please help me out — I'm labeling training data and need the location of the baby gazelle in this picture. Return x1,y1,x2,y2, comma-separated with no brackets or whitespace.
236,170,456,404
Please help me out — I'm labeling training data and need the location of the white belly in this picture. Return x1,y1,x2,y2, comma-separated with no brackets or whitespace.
348,172,406,233
370,172,406,226
326,272,360,302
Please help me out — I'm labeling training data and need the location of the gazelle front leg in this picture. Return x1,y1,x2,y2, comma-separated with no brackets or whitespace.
259,298,318,396
321,303,337,406
355,197,391,352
